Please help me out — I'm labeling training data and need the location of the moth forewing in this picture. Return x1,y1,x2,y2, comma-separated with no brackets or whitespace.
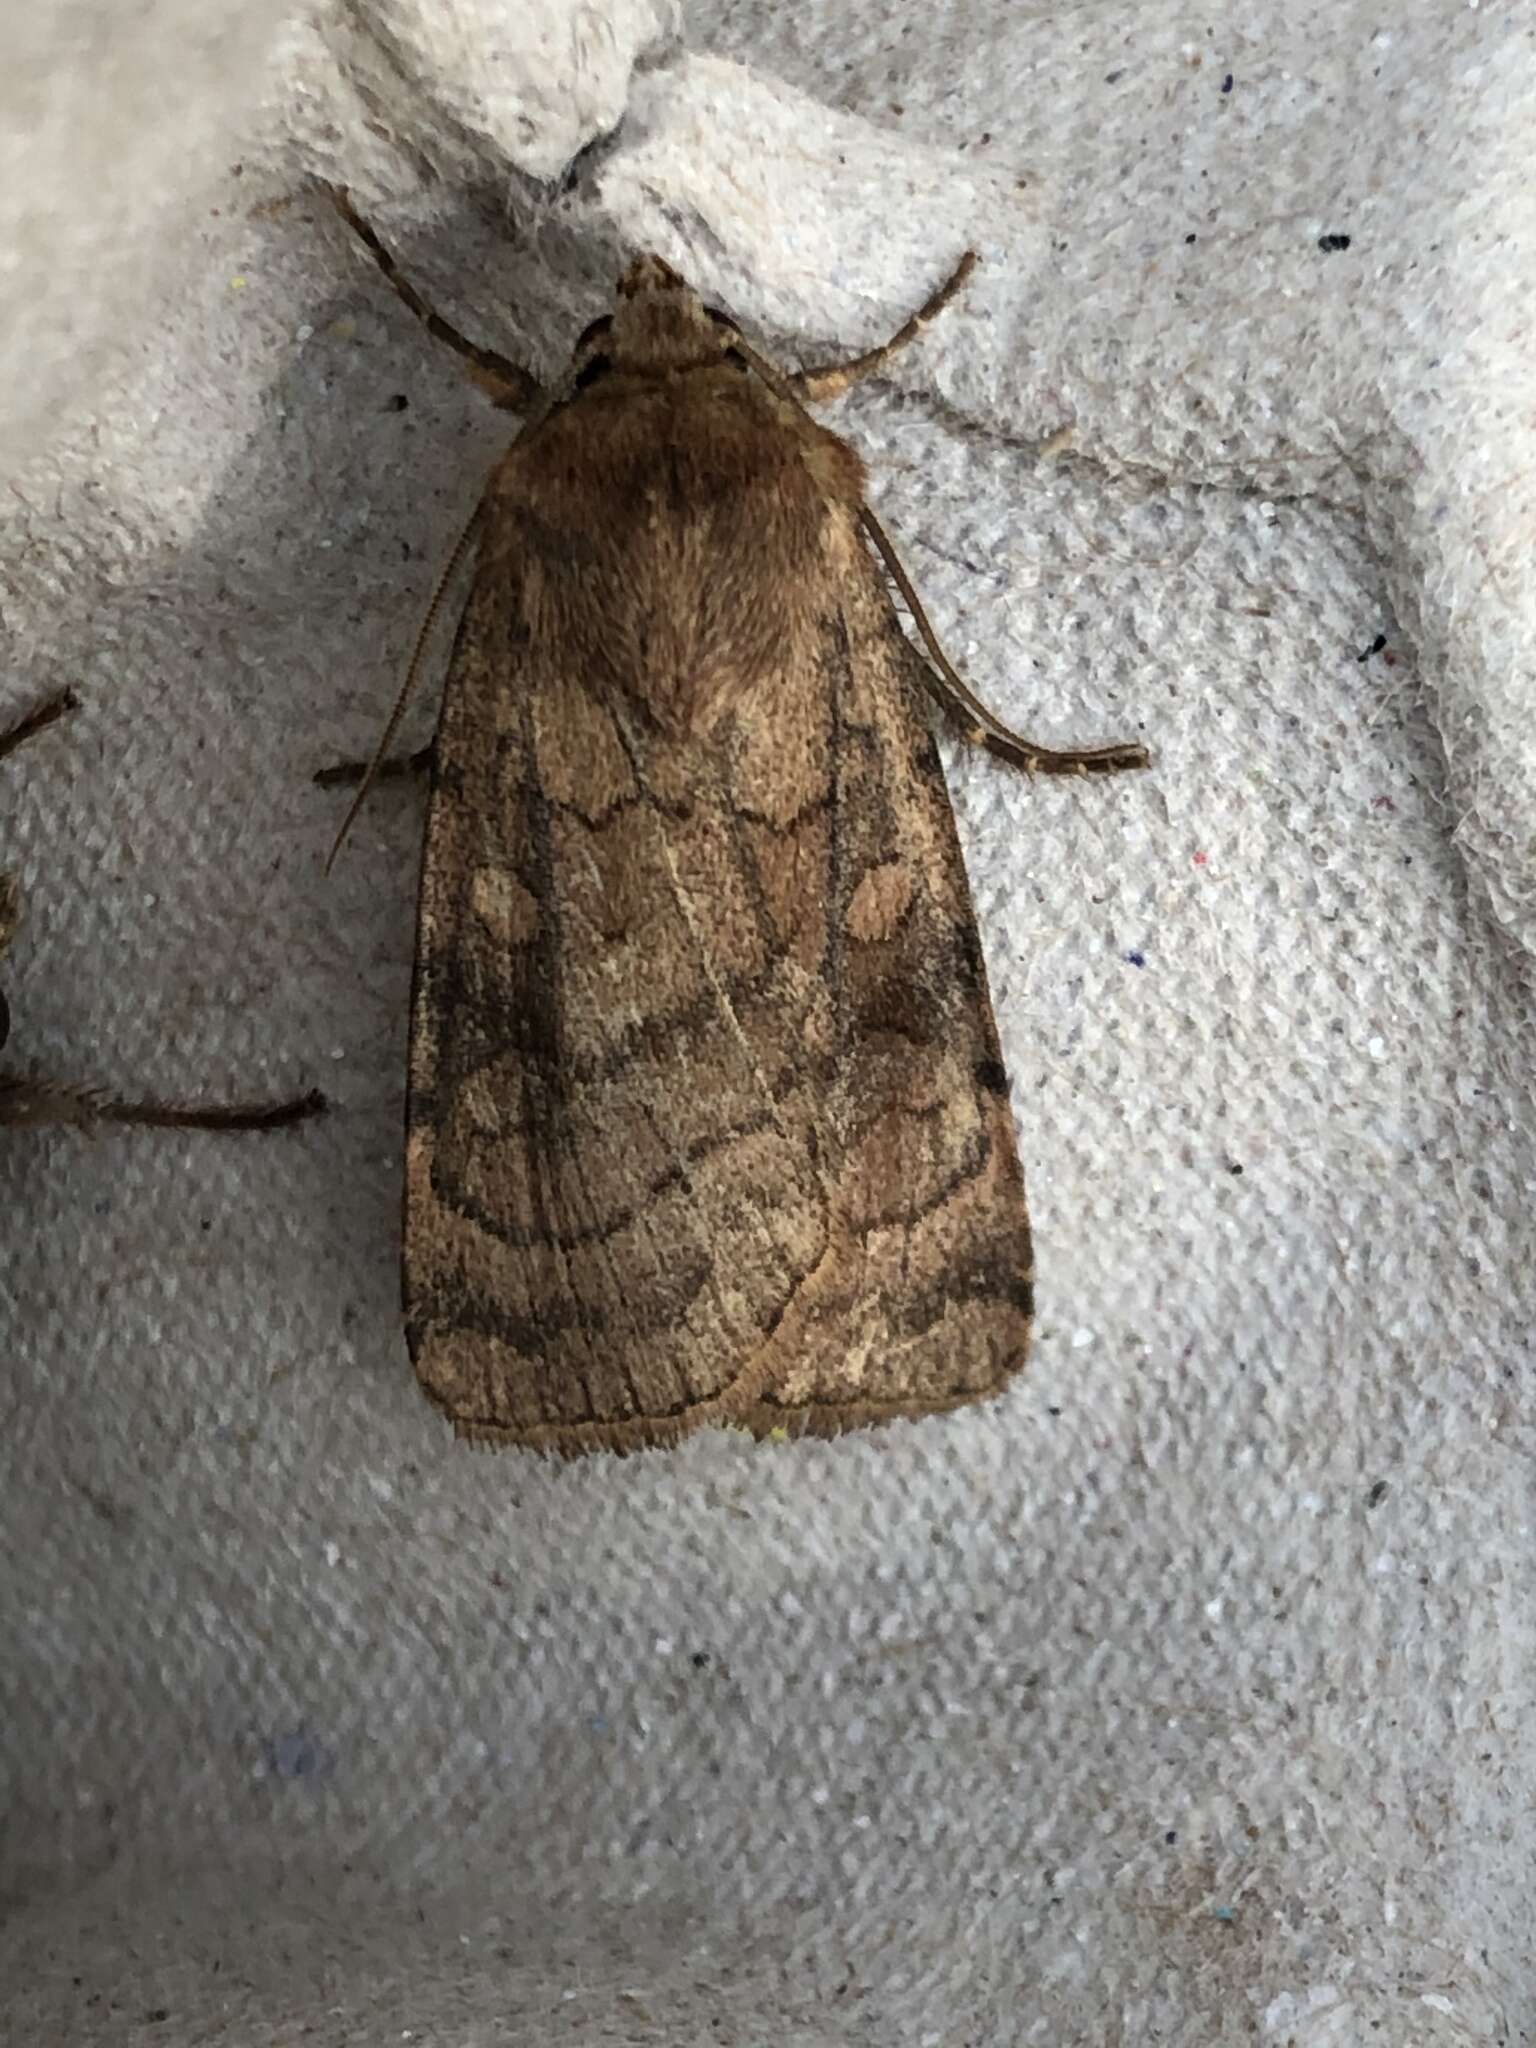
324,194,1148,1451
0,693,325,1132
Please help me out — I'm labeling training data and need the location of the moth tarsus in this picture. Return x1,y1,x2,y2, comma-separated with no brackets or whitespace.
0,695,327,1134
0,686,80,764
0,1079,329,1132
324,190,1149,1454
313,743,433,791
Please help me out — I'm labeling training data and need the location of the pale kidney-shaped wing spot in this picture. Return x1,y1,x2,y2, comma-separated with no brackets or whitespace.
471,866,539,947
845,859,915,943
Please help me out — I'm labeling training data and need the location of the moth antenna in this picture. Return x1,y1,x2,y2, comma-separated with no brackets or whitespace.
859,507,1150,776
324,502,485,873
730,330,1148,777
324,186,543,411
790,251,978,402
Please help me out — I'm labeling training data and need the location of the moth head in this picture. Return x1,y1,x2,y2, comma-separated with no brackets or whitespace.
572,252,738,383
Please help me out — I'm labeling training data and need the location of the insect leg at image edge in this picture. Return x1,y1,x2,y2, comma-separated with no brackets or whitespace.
0,693,326,1132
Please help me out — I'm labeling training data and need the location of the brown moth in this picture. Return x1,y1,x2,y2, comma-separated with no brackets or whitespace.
1,690,325,1131
322,191,1148,1453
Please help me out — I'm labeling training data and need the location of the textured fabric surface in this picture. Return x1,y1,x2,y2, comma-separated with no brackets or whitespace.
3,2,1533,2042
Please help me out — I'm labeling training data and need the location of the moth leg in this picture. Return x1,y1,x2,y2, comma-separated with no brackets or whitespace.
314,744,432,791
790,252,978,402
0,689,325,1132
0,1077,327,1132
0,687,79,763
861,507,1151,776
324,185,543,411
322,499,484,870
